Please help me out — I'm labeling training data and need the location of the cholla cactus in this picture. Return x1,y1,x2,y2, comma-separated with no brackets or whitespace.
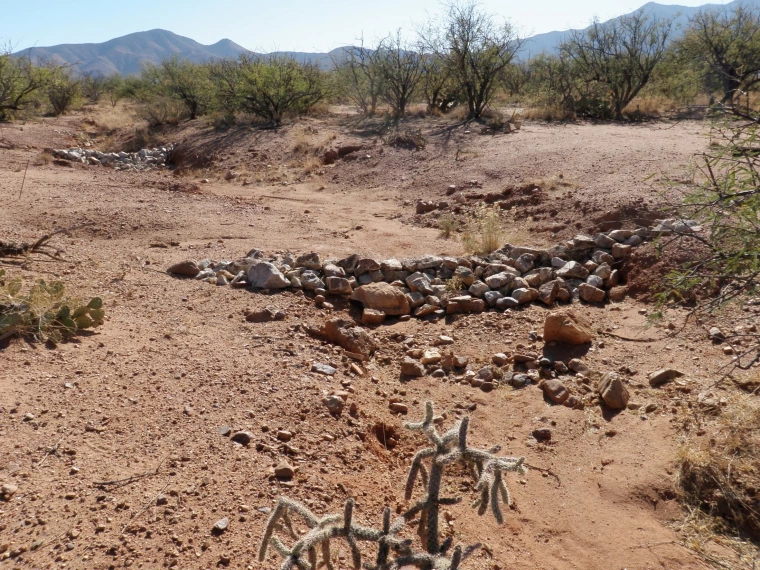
259,402,527,569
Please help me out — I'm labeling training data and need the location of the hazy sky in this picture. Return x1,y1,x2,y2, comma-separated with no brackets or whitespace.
6,0,732,52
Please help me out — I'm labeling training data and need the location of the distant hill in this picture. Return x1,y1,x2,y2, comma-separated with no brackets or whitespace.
13,0,760,75
13,28,351,76
519,0,760,58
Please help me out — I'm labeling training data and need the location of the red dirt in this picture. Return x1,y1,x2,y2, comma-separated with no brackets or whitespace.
0,110,747,569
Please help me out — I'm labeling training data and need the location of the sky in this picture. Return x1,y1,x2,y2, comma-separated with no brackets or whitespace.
5,0,733,52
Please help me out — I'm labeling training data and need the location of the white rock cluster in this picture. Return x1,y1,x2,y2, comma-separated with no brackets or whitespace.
51,144,176,171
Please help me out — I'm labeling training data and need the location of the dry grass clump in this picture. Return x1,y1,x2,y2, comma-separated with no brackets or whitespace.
84,102,137,134
461,205,505,255
302,156,323,175
520,105,576,122
528,174,577,192
437,213,460,239
678,395,760,544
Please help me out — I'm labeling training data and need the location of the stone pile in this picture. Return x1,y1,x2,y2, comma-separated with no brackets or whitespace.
51,144,176,171
168,226,653,319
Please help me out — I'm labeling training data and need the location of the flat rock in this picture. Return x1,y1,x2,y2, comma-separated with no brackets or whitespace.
350,282,410,315
312,362,337,376
649,368,684,387
361,309,386,325
245,306,286,323
401,357,425,377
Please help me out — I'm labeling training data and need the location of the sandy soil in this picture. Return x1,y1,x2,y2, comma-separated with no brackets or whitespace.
0,111,746,570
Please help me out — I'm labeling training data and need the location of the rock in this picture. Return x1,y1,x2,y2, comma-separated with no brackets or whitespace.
608,229,634,242
401,357,425,377
301,272,325,291
274,461,295,479
168,260,200,277
607,286,627,302
649,368,684,387
245,306,286,323
416,200,437,214
568,358,590,375
248,262,290,289
361,309,386,325
512,287,539,304
579,283,605,303
325,395,345,415
468,281,490,298
323,319,377,356
511,374,531,388
406,292,425,309
611,243,632,259
312,363,337,376
543,310,594,345
454,266,475,286
218,426,232,437
389,402,408,414
514,254,535,273
594,233,617,248
351,282,410,316
492,353,509,366
276,430,292,441
213,518,229,533
421,350,442,365
496,297,519,309
414,304,439,317
326,276,352,295
1,483,18,500
323,263,345,278
485,272,515,289
532,428,552,441
296,252,322,270
541,379,570,404
708,327,725,342
484,290,504,307
538,280,561,305
598,372,630,409
231,431,253,446
556,261,589,280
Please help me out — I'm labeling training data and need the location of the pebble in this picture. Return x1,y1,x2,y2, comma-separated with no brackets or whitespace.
389,402,408,414
311,362,337,376
274,461,295,479
231,431,253,446
213,518,229,534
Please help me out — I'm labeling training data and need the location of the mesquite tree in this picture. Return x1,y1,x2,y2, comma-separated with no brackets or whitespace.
561,10,673,119
259,402,528,569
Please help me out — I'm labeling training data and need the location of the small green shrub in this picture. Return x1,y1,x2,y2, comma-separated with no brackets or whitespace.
0,269,105,344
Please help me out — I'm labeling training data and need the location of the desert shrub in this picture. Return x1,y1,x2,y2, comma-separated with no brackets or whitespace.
332,40,386,116
461,205,505,255
678,395,760,541
0,269,105,344
560,9,673,119
47,69,81,116
376,31,424,118
422,1,524,119
238,55,328,125
142,56,213,120
80,71,108,104
0,50,52,121
658,118,760,370
438,213,460,238
137,96,186,126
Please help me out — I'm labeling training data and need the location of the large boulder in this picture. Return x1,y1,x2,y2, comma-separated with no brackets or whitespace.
350,282,410,316
543,309,594,345
598,372,630,409
247,262,290,289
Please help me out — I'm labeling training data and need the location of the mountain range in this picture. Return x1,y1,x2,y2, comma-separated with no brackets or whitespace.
12,0,760,76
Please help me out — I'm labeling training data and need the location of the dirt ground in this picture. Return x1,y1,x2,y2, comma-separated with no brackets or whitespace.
0,109,752,569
